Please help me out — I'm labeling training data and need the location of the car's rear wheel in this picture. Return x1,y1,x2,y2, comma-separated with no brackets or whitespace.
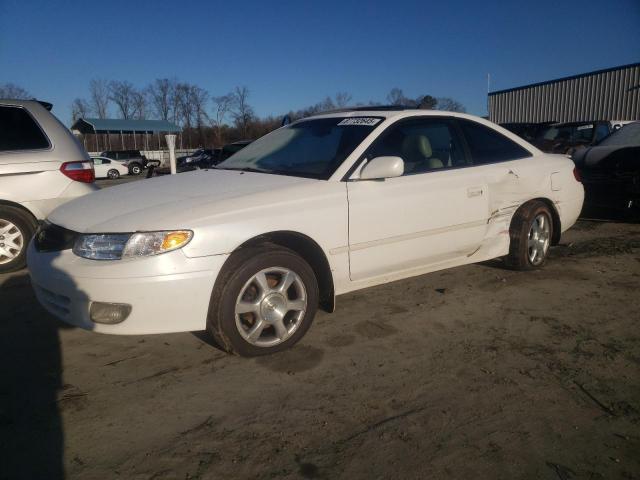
506,201,553,270
129,163,142,175
0,206,36,273
107,169,120,179
207,245,319,356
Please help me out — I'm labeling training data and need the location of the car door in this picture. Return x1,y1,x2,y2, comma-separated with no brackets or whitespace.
346,116,490,281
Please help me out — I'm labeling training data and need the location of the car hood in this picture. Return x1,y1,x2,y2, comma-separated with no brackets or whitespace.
48,169,316,233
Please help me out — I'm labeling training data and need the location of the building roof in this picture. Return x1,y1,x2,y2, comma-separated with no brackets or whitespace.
489,62,640,96
71,118,181,134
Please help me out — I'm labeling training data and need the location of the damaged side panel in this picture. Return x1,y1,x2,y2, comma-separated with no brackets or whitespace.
474,163,559,259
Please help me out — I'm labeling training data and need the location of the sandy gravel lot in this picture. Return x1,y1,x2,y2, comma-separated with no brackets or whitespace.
1,219,639,480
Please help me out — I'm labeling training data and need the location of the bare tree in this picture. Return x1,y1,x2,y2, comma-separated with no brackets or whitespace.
71,98,92,121
436,97,466,112
108,81,139,119
417,95,437,109
132,90,147,120
231,86,254,138
189,86,209,127
89,79,110,119
386,87,406,105
173,82,192,127
189,85,209,145
147,78,175,120
211,94,234,145
334,92,352,108
0,83,31,99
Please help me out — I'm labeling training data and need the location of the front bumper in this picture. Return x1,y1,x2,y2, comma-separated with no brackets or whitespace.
27,243,229,334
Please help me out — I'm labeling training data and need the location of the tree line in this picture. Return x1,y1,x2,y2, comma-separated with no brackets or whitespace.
1,81,466,148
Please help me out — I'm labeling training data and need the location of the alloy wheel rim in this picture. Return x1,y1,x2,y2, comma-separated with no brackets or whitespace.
0,219,24,265
234,267,307,347
528,213,550,265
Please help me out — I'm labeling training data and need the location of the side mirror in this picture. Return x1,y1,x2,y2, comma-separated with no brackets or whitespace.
359,156,404,180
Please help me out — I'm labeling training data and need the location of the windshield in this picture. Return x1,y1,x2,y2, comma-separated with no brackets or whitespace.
216,117,382,179
598,122,640,147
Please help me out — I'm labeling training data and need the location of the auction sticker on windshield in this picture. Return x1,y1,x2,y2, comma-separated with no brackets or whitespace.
338,117,381,126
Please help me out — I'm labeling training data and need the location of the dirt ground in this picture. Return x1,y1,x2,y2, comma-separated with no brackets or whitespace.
1,219,639,480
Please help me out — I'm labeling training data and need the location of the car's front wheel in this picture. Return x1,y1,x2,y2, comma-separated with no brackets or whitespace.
506,201,553,270
207,245,319,356
107,169,120,179
0,206,36,273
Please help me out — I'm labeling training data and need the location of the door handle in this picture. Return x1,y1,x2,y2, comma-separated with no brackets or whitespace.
467,186,483,198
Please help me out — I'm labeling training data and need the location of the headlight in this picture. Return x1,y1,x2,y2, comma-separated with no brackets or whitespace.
73,230,193,260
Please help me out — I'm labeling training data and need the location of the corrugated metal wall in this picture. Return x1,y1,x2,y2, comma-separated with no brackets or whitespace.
489,63,640,124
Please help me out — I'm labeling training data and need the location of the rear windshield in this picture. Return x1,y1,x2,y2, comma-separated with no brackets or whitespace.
217,117,381,179
0,105,50,152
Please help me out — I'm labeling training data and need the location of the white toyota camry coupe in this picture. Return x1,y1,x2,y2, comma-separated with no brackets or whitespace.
28,108,584,356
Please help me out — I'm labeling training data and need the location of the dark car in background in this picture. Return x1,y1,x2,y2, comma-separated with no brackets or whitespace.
572,122,640,220
532,121,612,154
500,121,555,143
219,140,252,161
100,149,149,175
153,141,253,176
177,148,218,166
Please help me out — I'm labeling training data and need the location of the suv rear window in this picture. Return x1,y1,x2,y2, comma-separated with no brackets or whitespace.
0,105,50,152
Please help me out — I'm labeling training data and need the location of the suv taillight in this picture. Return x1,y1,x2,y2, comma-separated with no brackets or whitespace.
573,167,582,183
60,161,95,183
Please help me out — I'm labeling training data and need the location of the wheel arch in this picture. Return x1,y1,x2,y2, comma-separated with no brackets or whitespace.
234,230,335,313
512,197,562,245
0,199,39,226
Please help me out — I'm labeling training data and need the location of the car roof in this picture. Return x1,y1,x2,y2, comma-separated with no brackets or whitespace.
302,108,492,123
0,98,52,110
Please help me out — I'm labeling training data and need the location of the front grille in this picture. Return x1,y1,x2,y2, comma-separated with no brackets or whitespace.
34,223,79,252
35,284,71,317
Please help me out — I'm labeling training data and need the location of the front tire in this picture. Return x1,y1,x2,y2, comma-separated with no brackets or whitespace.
0,206,36,273
207,245,319,356
107,169,120,179
506,201,553,270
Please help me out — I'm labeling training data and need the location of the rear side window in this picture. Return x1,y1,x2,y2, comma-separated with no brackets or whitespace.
0,106,50,152
458,120,531,165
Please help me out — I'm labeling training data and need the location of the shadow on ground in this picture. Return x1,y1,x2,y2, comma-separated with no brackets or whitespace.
0,272,65,480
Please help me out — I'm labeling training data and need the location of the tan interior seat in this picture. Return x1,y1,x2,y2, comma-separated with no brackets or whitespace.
401,134,444,173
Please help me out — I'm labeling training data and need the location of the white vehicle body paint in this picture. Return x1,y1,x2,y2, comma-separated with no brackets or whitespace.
0,99,97,220
28,110,584,334
91,157,129,179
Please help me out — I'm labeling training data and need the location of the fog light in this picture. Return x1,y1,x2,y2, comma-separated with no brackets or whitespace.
90,302,132,324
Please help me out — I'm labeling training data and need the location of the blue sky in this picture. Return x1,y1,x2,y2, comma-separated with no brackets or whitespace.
1,0,639,125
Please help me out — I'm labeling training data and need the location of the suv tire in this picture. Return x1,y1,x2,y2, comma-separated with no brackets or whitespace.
0,206,37,273
129,163,142,175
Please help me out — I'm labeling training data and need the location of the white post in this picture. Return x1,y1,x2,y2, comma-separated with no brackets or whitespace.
166,134,177,175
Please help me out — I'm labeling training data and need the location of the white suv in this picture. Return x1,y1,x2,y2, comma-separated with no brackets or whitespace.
0,99,97,272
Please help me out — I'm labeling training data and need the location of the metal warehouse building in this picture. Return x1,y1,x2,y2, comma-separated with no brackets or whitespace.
488,62,640,124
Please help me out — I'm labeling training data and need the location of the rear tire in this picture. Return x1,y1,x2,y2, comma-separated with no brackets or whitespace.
207,245,319,356
0,206,37,273
505,201,553,270
129,163,142,175
107,169,120,179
